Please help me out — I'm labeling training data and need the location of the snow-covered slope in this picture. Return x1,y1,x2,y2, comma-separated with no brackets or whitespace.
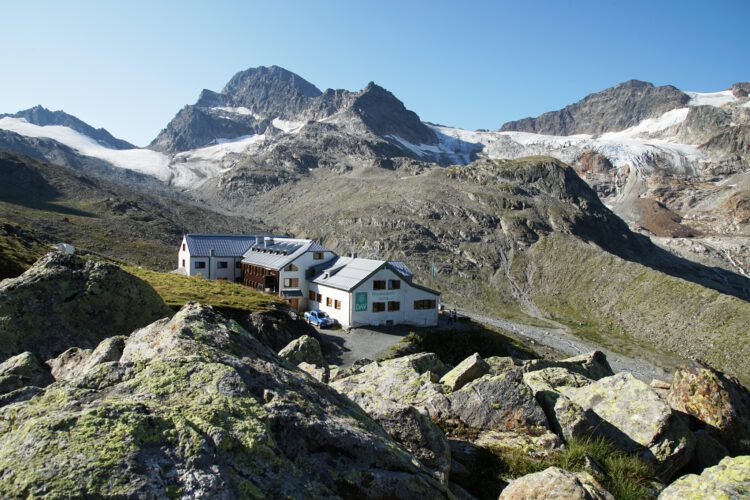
0,117,272,189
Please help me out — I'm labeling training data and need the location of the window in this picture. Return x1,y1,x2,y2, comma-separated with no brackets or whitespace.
316,293,322,303
286,263,299,271
373,280,386,290
195,261,206,269
334,299,341,310
309,291,316,301
326,297,333,307
217,261,228,269
181,259,185,268
372,302,386,313
236,261,242,269
182,243,185,251
313,252,324,260
283,278,299,288
414,299,436,310
388,301,400,311
388,280,401,290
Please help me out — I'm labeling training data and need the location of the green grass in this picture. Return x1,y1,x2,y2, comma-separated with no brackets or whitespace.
122,265,283,314
473,436,656,500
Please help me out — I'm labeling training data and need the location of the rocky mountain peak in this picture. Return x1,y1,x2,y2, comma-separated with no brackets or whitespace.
1,105,135,150
349,81,437,145
220,65,322,113
499,79,690,136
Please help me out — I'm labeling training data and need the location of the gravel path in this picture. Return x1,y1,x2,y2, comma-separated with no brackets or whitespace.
317,326,410,368
461,310,674,383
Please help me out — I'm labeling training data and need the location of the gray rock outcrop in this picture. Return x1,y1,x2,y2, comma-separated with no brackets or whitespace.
0,303,450,498
278,334,326,368
439,352,490,391
47,336,126,382
0,352,52,396
0,252,171,363
499,466,614,500
667,361,750,454
523,351,614,380
560,373,694,480
658,455,750,499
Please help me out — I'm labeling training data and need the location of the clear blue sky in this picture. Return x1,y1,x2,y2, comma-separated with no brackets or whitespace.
1,0,748,146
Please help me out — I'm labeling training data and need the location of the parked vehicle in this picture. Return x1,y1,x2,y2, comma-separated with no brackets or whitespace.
304,310,337,328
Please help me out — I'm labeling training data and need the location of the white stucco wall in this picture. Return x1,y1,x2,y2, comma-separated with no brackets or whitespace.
178,239,242,280
309,267,439,329
279,250,336,309
308,284,351,327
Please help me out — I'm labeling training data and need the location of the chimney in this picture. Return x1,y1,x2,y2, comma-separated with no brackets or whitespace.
350,252,358,258
264,236,273,248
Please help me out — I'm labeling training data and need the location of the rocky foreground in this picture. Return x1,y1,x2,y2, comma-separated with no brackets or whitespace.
0,253,749,498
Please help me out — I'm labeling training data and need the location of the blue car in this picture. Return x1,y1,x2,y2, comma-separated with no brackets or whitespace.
304,310,336,328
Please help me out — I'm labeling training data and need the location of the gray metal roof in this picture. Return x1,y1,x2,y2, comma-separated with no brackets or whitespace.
312,257,384,291
184,234,261,257
241,238,331,270
388,261,414,280
312,257,439,295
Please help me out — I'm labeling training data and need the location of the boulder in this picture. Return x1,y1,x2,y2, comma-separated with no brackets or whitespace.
353,395,451,484
0,303,450,498
560,373,694,480
0,252,171,362
439,352,490,391
330,353,451,415
445,369,549,433
523,367,596,442
475,430,562,458
0,351,52,395
47,336,126,382
499,467,614,500
667,361,750,454
523,351,614,381
658,455,750,499
297,361,328,383
485,356,520,375
278,334,326,368
222,308,319,351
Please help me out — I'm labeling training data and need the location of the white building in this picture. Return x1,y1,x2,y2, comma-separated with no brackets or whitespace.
308,257,439,328
177,234,261,280
178,235,440,328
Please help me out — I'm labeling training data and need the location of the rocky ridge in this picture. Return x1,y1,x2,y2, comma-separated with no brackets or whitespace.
0,253,748,498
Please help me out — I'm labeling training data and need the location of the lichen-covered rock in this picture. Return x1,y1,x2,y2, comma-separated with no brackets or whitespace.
330,353,451,415
278,334,326,368
444,369,549,433
0,351,52,395
667,361,750,454
439,352,490,391
0,252,171,362
523,367,596,442
475,430,562,458
523,351,614,381
47,336,126,382
499,467,614,500
297,361,328,383
485,356,520,375
658,455,750,500
560,373,694,480
351,395,451,484
0,303,450,498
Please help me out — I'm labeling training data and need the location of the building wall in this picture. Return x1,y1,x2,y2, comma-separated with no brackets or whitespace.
309,267,439,329
308,284,352,327
279,250,336,310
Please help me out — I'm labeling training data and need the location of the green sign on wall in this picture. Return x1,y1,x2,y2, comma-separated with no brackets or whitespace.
354,292,368,312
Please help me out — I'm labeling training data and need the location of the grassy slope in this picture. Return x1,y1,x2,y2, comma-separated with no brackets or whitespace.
0,218,48,279
123,265,282,313
520,234,750,385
